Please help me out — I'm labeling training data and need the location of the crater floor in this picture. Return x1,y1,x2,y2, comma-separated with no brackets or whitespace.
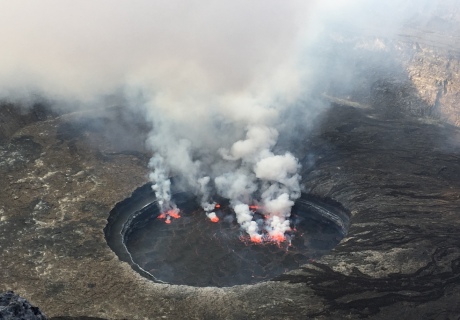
109,189,347,287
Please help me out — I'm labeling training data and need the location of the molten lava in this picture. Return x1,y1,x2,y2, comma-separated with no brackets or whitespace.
168,210,181,219
269,232,286,243
250,235,263,243
207,212,220,223
237,204,289,244
157,209,181,224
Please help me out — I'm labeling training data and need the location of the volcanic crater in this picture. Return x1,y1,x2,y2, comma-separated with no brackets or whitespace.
105,182,349,287
2,14,460,320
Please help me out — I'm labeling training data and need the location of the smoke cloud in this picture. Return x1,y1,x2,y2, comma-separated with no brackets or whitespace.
0,0,446,241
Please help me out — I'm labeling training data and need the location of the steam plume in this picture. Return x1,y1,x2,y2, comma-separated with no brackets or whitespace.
0,0,447,241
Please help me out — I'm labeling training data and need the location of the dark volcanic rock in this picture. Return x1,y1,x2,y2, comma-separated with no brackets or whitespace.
0,136,42,173
0,291,47,320
0,103,56,142
50,317,108,320
266,105,460,319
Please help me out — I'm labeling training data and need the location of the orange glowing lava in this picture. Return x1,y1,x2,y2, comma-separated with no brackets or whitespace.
168,210,181,219
270,232,286,243
215,204,221,209
245,231,288,244
157,209,181,224
210,216,219,223
249,205,260,210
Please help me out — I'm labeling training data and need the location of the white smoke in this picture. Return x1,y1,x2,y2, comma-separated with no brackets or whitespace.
201,126,300,241
234,204,261,242
148,155,172,211
0,0,447,241
220,126,278,162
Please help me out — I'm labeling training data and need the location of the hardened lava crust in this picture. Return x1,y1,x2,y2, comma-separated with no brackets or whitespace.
104,184,349,287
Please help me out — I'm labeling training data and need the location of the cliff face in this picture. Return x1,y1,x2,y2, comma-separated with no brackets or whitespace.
315,1,460,127
403,43,460,126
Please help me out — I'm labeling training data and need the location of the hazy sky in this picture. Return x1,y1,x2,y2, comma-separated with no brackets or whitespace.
0,0,436,105
0,1,315,103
